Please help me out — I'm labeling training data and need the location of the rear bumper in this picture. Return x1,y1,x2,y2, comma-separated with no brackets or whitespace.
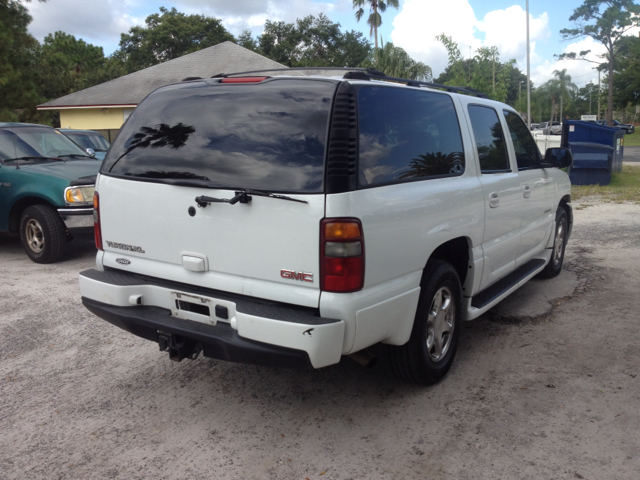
79,268,345,369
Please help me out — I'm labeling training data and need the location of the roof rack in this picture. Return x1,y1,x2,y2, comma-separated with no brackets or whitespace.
211,67,488,99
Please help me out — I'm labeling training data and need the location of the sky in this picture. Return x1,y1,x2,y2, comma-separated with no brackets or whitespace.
24,0,640,89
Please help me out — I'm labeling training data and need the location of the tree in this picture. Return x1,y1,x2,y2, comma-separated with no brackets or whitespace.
566,81,599,118
0,0,46,122
362,41,431,81
609,35,640,120
36,31,116,101
237,29,259,53
559,0,640,126
257,14,372,68
434,33,466,85
338,30,373,68
530,87,551,123
552,68,577,120
505,68,529,113
258,20,300,67
538,70,577,125
434,35,516,103
117,7,235,72
352,0,399,50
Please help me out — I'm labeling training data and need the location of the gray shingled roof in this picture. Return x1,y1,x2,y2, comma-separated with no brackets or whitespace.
38,42,293,109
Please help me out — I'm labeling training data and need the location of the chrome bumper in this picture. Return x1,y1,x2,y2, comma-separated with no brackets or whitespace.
58,207,93,229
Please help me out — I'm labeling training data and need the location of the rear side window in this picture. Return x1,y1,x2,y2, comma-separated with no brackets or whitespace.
503,110,542,169
357,86,464,187
103,79,336,193
468,105,510,173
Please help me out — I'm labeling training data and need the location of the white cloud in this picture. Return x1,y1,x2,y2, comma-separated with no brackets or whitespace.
390,1,550,80
533,25,640,87
532,37,606,88
25,0,341,53
27,0,139,50
174,0,338,36
391,0,480,77
477,6,550,67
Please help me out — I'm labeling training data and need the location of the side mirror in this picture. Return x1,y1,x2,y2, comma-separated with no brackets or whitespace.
543,147,573,169
85,148,96,157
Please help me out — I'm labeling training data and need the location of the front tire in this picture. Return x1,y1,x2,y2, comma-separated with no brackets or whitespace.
388,260,463,385
539,207,568,278
19,205,66,264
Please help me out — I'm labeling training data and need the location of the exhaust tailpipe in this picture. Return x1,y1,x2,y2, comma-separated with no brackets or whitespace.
348,350,378,368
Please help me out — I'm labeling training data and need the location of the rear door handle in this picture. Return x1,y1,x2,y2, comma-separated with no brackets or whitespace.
489,192,500,208
522,184,531,198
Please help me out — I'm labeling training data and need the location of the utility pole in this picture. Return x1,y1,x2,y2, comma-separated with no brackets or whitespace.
492,48,496,95
597,69,601,121
526,0,531,128
519,80,524,117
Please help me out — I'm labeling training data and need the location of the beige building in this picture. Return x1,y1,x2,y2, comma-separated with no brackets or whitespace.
37,42,289,141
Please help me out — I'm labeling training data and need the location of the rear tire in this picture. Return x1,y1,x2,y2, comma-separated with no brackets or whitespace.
19,205,66,264
388,260,463,385
539,207,568,279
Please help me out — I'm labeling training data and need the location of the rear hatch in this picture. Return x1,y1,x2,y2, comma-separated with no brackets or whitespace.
98,78,339,308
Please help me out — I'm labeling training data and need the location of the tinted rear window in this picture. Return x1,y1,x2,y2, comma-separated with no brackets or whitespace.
103,79,337,193
357,86,464,187
468,105,510,173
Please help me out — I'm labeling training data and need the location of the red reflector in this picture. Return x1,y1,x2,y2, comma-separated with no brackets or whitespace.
93,191,103,251
220,77,268,84
322,257,364,293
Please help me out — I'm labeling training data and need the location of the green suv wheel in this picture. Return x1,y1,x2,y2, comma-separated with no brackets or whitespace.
19,205,66,264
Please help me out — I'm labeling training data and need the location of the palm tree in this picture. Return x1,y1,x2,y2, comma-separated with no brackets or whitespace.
353,0,399,50
373,41,432,81
552,69,577,120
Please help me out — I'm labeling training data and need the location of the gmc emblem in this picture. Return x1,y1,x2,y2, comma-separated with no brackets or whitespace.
281,269,313,282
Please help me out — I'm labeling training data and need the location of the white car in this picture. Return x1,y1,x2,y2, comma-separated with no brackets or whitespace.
79,70,573,385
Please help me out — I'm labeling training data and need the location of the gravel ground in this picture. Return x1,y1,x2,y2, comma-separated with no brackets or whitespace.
1,201,639,480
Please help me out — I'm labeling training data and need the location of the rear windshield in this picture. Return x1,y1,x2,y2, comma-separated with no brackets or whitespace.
103,79,337,193
64,131,110,151
0,126,88,161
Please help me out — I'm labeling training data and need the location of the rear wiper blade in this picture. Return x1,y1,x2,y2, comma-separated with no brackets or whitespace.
195,188,308,207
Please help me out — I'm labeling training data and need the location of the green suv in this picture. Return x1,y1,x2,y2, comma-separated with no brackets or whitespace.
0,123,101,263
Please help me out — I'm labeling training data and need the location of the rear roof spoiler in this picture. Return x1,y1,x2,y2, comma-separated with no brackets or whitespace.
209,67,488,99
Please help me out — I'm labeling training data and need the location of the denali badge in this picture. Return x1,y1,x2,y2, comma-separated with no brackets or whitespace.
116,258,131,265
281,269,313,282
106,241,145,254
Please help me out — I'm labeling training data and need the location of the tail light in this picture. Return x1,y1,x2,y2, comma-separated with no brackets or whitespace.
320,218,364,293
93,191,103,251
220,77,268,83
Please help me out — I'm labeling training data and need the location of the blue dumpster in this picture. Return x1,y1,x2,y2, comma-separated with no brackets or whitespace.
561,120,625,185
567,142,614,185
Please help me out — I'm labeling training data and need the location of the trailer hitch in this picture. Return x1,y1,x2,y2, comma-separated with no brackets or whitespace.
158,332,203,361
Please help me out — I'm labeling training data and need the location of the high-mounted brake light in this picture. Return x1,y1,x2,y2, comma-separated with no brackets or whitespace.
93,192,103,251
320,218,364,293
220,77,268,84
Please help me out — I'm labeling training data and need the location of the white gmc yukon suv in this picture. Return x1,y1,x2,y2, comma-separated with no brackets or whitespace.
79,69,573,385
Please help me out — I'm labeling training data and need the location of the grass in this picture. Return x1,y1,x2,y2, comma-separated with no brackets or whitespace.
571,164,640,204
623,130,640,147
